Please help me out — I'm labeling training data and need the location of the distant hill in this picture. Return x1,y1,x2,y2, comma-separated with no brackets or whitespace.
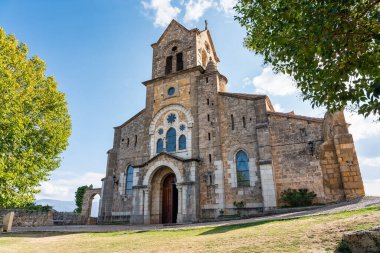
35,198,100,216
35,199,76,212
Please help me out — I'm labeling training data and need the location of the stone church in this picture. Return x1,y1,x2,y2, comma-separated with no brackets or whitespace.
98,20,365,224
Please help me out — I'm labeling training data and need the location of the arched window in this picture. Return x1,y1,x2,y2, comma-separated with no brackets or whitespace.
176,52,183,71
179,135,186,150
166,128,176,152
126,165,133,194
157,139,163,153
165,56,173,75
236,150,250,187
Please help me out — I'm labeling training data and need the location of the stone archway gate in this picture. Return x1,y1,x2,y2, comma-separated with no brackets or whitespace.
81,188,102,224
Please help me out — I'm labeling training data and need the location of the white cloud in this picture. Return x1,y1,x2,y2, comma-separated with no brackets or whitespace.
142,0,181,27
364,179,380,196
273,103,285,112
360,156,380,168
345,113,380,141
183,0,214,23
218,0,237,14
249,67,298,96
36,172,104,201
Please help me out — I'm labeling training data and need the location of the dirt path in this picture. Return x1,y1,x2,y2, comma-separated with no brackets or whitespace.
11,196,380,233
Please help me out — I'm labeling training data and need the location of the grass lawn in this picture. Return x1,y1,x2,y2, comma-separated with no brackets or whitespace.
1,206,380,253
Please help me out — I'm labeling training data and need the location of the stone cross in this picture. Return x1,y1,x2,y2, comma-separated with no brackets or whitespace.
2,211,15,232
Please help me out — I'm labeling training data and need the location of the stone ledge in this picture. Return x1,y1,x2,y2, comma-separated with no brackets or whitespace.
340,226,380,253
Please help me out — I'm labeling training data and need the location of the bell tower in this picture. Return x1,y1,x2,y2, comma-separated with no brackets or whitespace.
150,20,220,79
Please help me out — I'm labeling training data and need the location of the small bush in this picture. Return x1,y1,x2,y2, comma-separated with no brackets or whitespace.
336,239,352,253
280,188,316,207
233,201,245,208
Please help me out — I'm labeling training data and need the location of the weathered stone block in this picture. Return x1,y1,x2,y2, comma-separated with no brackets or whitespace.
341,226,380,253
2,211,15,232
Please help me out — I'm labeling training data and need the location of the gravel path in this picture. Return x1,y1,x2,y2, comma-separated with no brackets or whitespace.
11,196,380,233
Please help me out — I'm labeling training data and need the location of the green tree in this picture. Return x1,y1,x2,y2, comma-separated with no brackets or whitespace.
0,28,71,208
235,0,380,118
74,185,92,213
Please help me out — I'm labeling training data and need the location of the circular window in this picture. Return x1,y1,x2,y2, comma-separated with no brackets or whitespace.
180,124,186,131
172,46,177,51
158,128,163,135
167,113,176,124
168,87,175,96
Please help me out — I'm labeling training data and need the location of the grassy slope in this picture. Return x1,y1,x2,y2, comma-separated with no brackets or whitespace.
1,206,379,253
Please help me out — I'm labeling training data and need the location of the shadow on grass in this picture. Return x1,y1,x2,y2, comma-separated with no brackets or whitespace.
198,220,277,235
1,231,87,238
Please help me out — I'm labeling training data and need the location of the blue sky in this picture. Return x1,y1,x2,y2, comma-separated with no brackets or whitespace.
0,0,379,201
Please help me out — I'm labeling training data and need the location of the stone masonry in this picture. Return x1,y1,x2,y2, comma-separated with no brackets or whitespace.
98,20,365,224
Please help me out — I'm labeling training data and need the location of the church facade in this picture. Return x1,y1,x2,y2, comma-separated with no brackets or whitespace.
98,20,365,224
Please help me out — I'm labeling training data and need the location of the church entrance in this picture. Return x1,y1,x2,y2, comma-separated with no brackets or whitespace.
162,173,178,224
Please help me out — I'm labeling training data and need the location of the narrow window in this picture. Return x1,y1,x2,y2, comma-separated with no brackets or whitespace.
207,99,210,105
125,165,134,194
208,133,211,141
206,77,209,83
127,138,130,147
165,56,173,75
134,135,137,147
236,151,250,187
179,135,186,150
176,52,183,71
231,114,235,130
209,154,212,163
156,139,163,153
209,174,213,185
207,114,210,121
166,128,176,152
202,49,207,67
243,117,246,128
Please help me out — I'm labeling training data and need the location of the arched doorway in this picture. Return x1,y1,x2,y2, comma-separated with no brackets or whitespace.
162,173,178,224
149,167,179,224
90,194,100,218
80,188,102,224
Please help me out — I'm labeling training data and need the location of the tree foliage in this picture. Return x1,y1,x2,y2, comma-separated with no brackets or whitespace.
0,27,71,208
74,185,92,213
235,0,380,118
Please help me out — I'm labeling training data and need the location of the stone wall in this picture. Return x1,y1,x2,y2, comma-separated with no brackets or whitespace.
319,112,365,202
217,93,264,214
0,209,53,227
268,113,326,205
151,21,196,79
53,212,84,225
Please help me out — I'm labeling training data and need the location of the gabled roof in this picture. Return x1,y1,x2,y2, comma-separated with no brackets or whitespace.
115,109,145,129
152,20,190,46
204,30,220,63
133,152,200,168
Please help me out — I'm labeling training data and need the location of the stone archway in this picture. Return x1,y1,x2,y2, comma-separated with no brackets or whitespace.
149,167,179,224
81,188,102,224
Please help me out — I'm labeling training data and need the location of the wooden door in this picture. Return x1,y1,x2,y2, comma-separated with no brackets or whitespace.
162,174,177,224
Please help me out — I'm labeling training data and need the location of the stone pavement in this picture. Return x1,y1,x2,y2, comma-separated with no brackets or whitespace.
11,196,380,233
